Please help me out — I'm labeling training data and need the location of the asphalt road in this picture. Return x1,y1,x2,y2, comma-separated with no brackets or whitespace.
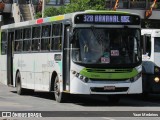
0,83,160,120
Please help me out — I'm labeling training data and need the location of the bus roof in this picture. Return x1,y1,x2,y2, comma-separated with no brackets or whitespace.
1,10,139,30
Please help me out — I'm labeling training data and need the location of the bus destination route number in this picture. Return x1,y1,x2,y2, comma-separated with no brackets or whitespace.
74,14,140,25
84,15,130,23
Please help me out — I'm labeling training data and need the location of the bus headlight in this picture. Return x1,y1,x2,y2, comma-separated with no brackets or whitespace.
72,71,76,75
79,74,90,83
79,75,84,80
72,71,89,83
130,72,141,82
154,77,160,83
76,73,79,77
84,77,89,82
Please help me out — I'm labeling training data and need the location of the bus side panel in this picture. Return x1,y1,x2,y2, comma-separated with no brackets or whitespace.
13,52,62,91
34,53,62,91
34,53,49,91
13,54,34,89
0,55,7,85
20,54,35,90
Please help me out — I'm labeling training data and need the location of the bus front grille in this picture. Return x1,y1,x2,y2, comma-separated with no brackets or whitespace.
90,87,129,92
85,68,132,73
90,78,129,82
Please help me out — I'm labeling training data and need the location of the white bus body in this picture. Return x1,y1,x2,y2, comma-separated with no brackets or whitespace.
0,10,142,103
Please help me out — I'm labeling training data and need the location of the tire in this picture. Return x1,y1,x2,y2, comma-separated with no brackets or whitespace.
54,76,68,103
108,95,120,104
16,72,25,95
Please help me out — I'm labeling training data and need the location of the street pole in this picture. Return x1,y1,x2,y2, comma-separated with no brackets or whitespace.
42,0,46,18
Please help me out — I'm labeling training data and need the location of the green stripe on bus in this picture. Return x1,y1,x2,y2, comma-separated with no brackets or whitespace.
80,68,138,80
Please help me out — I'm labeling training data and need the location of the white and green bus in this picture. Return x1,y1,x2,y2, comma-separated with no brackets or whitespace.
0,10,142,103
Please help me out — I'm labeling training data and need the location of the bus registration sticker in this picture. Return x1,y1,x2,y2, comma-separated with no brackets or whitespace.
104,86,115,90
101,57,110,63
111,50,119,56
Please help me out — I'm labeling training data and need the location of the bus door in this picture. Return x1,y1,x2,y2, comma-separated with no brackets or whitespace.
7,31,14,86
63,26,70,91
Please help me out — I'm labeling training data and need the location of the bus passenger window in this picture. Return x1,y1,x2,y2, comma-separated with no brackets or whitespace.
15,29,23,40
51,38,61,50
15,29,23,52
32,40,40,51
52,24,62,36
33,27,41,38
24,28,31,39
23,40,31,51
42,25,51,37
15,41,23,52
41,39,50,51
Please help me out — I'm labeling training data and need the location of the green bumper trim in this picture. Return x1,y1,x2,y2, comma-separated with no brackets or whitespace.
80,68,138,80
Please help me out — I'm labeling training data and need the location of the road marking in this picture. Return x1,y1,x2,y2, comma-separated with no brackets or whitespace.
101,117,115,120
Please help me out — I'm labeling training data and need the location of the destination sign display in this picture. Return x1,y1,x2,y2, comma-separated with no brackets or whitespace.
74,14,140,25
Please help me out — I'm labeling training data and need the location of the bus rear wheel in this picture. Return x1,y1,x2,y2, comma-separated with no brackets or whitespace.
54,76,67,103
16,72,25,95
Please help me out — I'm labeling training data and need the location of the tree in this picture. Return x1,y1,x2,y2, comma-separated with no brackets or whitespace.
88,0,106,10
43,7,59,17
65,0,91,13
35,12,42,18
42,0,106,17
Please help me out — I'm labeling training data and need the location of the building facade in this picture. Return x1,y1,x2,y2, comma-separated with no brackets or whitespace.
105,0,160,28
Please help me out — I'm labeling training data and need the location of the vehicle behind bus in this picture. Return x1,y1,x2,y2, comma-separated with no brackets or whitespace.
142,29,160,94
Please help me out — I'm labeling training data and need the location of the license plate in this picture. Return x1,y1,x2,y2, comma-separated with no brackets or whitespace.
104,86,115,90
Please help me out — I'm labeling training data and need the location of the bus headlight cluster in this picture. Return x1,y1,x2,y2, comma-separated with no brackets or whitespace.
154,77,160,83
130,72,141,82
72,71,89,83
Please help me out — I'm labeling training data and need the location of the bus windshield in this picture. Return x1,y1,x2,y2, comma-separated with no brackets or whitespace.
72,28,141,65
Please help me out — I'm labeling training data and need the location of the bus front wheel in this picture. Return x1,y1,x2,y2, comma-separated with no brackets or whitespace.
54,76,68,103
16,72,25,95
